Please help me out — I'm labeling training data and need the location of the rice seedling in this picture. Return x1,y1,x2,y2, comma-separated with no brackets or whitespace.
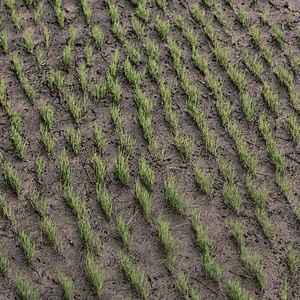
173,13,185,29
261,9,271,25
4,0,15,11
165,173,188,214
298,26,300,40
216,93,231,127
96,183,112,219
78,214,102,254
262,81,280,112
192,48,208,75
237,6,250,27
57,271,75,300
251,25,261,48
67,25,76,48
80,0,92,26
112,20,127,41
241,247,268,291
191,209,211,252
275,173,292,202
239,91,255,122
85,43,93,67
34,1,43,24
184,26,199,51
0,253,9,276
68,94,81,124
156,0,166,11
246,173,267,208
125,40,140,65
230,218,245,250
39,124,55,154
203,248,222,283
43,26,50,48
65,126,81,155
93,122,107,154
35,46,42,69
77,62,88,94
118,251,149,299
92,152,106,185
173,132,194,161
203,0,213,7
40,216,62,253
28,187,49,217
286,12,292,28
222,182,241,214
214,41,229,68
175,271,189,299
136,0,150,22
21,77,36,104
48,69,65,94
134,178,153,222
124,57,143,88
206,71,222,97
114,151,131,185
116,212,133,250
3,161,22,195
155,14,169,40
109,3,119,23
274,62,293,89
201,122,218,155
61,44,72,67
0,30,9,53
19,230,35,265
243,48,263,80
255,207,275,242
194,161,214,196
156,213,177,273
138,155,154,190
224,0,233,7
55,6,66,27
286,243,299,275
107,73,122,104
85,251,105,298
281,278,288,300
227,277,255,300
15,273,39,300
34,155,45,182
62,184,85,217
227,63,245,92
271,25,284,46
204,19,216,42
259,112,285,175
11,52,22,80
287,112,300,143
148,57,162,81
12,9,22,31
39,100,53,130
261,43,272,66
191,4,205,27
11,126,27,160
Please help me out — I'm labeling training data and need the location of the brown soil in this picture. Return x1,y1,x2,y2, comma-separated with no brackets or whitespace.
0,0,300,299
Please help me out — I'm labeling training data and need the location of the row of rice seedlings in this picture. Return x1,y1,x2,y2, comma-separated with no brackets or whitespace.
54,0,66,27
156,213,177,273
287,46,299,75
84,251,105,298
3,0,22,31
11,53,36,103
65,126,82,155
79,0,92,26
118,251,149,299
230,219,268,291
39,123,55,154
15,272,40,300
0,252,9,276
59,149,102,254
